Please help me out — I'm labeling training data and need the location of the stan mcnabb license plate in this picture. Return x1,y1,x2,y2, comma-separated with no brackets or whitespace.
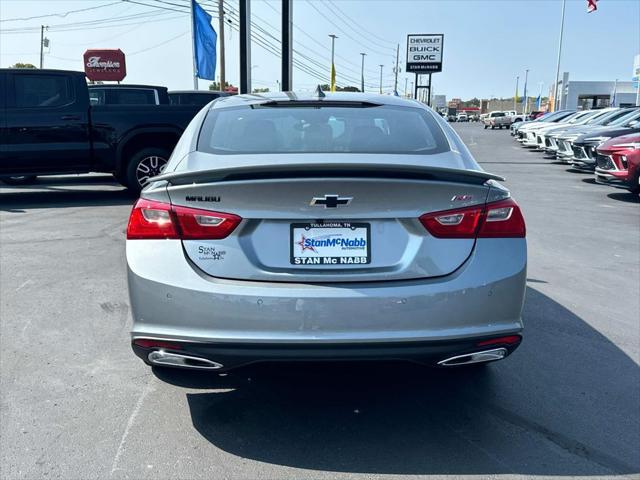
290,222,371,265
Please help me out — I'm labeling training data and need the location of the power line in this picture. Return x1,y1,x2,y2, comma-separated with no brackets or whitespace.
259,0,383,77
164,0,330,86
121,0,191,15
305,0,395,55
129,30,188,55
143,0,391,87
0,9,175,33
323,0,396,47
0,1,121,23
219,1,383,87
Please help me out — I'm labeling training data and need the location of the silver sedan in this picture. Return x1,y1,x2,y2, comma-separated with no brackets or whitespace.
126,92,527,372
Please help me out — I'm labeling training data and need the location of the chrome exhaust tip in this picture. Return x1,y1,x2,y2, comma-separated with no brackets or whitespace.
437,348,508,367
147,351,223,370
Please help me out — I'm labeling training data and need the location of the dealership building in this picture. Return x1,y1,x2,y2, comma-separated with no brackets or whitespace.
551,72,637,110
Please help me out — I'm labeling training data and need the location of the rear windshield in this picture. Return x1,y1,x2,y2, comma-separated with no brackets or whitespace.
198,104,449,155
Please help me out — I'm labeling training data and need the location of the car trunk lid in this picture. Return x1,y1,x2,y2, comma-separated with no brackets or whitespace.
159,153,500,283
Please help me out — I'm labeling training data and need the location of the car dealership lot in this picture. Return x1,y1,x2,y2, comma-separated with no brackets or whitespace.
1,123,638,479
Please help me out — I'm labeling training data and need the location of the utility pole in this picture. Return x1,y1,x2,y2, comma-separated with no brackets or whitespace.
514,76,519,112
410,81,414,99
329,34,337,91
218,0,225,91
281,0,292,91
39,25,48,69
393,43,399,93
553,0,566,111
239,0,251,94
379,64,383,94
360,52,366,93
404,77,408,97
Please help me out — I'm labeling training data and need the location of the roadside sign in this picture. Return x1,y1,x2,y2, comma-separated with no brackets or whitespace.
83,49,126,82
406,34,444,73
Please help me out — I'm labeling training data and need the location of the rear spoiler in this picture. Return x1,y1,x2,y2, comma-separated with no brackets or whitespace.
151,163,505,186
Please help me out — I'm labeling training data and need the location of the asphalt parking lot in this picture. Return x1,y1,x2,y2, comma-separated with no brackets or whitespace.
1,122,638,480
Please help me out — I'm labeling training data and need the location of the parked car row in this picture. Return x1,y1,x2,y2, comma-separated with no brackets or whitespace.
511,107,640,194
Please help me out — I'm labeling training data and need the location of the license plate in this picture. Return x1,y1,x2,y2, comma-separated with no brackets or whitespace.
290,222,370,265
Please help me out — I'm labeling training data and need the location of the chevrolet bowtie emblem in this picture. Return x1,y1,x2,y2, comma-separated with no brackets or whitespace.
310,195,353,208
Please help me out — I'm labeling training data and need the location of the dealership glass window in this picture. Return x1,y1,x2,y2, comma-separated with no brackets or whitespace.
13,74,73,108
199,104,449,155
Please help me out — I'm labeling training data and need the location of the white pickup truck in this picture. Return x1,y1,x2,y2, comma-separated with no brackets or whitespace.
504,110,527,123
483,111,511,129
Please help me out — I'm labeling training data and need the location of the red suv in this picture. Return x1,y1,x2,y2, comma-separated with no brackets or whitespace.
595,133,640,194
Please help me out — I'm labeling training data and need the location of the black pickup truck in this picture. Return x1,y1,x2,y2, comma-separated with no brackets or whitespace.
0,69,203,191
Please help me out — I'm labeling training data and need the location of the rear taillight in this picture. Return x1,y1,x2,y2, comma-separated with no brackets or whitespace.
127,199,178,239
420,198,525,239
419,204,484,238
126,199,241,240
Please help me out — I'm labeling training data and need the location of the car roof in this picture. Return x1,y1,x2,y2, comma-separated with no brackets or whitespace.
209,91,425,110
0,68,83,76
88,84,166,90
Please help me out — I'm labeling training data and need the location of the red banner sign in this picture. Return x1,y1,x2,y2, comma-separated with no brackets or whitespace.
83,49,126,82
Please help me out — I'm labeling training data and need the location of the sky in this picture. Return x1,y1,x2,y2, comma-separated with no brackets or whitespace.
1,0,639,99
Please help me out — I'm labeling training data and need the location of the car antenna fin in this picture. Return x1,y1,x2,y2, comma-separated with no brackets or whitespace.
314,85,326,98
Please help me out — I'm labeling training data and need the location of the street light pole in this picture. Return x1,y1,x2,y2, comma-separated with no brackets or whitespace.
379,64,383,94
329,34,337,92
553,0,566,111
523,68,529,115
404,77,408,97
360,52,366,93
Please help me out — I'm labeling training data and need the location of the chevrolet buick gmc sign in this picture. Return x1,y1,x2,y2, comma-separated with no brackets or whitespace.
406,34,444,73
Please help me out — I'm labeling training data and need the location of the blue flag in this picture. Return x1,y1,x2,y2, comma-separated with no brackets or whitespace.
192,0,217,80
536,94,541,110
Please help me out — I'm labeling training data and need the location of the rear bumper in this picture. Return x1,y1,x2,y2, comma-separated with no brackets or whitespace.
127,238,526,368
132,335,523,371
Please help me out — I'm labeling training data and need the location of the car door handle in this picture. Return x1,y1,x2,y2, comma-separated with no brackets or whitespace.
60,115,81,121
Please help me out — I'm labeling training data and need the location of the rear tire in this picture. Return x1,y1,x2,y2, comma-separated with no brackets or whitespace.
484,125,488,129
124,148,170,194
1,175,37,185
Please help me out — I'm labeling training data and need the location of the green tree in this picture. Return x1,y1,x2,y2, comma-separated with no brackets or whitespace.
318,84,361,92
252,87,270,93
11,62,37,69
209,81,232,91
